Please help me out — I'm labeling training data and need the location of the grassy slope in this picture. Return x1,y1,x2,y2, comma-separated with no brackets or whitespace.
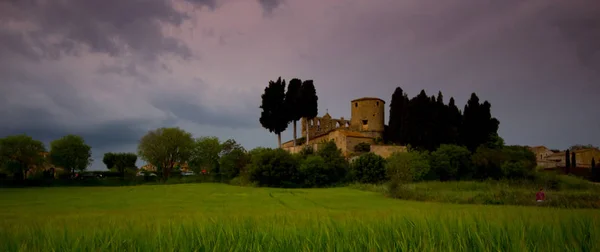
0,183,599,251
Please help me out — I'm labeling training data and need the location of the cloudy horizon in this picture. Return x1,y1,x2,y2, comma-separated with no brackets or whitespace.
1,0,598,170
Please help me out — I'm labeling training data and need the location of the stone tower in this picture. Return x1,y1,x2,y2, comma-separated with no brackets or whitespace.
350,97,385,138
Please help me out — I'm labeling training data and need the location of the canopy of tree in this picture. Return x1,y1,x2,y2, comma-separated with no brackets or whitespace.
0,134,47,180
137,127,194,180
49,135,93,177
102,152,138,175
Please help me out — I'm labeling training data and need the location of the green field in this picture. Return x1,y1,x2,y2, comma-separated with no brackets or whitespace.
1,183,599,251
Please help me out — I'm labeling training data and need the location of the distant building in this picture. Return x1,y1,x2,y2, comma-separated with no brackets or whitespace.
528,146,600,169
282,97,406,159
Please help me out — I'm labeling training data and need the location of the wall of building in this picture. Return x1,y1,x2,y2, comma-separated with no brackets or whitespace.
301,114,350,139
370,145,408,159
345,136,375,157
574,149,600,168
350,98,385,137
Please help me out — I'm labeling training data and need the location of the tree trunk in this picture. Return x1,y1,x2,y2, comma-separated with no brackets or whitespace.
278,133,282,148
293,120,297,147
306,118,310,146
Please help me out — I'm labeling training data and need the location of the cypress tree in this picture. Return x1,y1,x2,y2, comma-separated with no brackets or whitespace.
388,87,407,144
447,97,462,145
298,80,318,144
284,78,303,146
592,158,597,182
259,77,289,148
565,149,571,174
571,151,577,168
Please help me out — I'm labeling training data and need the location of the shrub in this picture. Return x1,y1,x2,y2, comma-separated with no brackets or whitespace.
247,148,301,187
316,140,348,183
386,151,430,183
430,144,472,181
299,145,314,159
349,153,386,184
353,142,371,153
471,145,535,180
299,155,333,187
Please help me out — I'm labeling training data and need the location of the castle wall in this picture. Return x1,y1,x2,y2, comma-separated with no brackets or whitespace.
301,115,350,139
370,145,408,159
350,98,385,134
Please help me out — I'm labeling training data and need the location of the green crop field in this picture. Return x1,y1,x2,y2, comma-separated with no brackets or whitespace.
0,183,599,251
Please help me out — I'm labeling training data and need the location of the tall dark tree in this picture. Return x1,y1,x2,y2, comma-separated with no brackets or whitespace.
284,78,303,146
259,77,289,148
298,80,318,144
565,149,571,174
571,151,577,168
406,90,435,150
592,158,598,182
460,93,500,152
388,87,409,144
447,97,462,144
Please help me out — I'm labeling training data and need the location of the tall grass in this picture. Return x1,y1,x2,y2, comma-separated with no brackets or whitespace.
1,183,599,251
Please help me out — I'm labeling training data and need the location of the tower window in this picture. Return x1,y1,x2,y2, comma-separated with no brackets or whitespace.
376,101,379,106
355,102,358,107
362,120,368,125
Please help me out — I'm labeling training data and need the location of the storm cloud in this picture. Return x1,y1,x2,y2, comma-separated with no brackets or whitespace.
0,0,598,170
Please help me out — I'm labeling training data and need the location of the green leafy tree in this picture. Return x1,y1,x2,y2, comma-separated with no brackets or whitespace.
0,135,47,180
316,140,348,182
284,78,303,146
219,139,249,180
430,144,472,181
299,155,333,187
349,152,387,184
102,152,116,170
354,142,371,153
104,152,137,176
49,135,93,177
137,127,194,180
247,148,300,187
298,80,318,143
260,77,289,148
386,151,431,183
189,136,222,174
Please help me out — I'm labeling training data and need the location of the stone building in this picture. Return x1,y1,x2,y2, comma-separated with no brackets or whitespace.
282,97,406,158
528,146,600,169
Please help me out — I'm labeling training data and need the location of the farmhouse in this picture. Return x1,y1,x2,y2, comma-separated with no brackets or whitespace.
282,97,406,158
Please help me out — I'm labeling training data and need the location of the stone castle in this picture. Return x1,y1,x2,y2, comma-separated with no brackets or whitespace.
282,97,406,158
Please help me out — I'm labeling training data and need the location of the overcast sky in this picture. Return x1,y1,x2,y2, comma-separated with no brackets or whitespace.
0,0,598,170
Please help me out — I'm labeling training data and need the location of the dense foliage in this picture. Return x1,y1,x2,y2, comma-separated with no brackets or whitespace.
387,88,500,152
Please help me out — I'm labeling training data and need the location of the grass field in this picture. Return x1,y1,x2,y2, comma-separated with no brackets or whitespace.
1,183,599,251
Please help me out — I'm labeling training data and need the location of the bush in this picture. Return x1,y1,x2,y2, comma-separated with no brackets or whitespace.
386,151,430,183
219,148,250,181
315,140,348,183
247,148,301,187
430,144,472,181
349,153,386,184
471,145,536,180
299,155,333,187
353,142,371,153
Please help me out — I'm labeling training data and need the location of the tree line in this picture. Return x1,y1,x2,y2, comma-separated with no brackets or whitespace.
0,134,92,180
2,126,599,185
387,87,501,152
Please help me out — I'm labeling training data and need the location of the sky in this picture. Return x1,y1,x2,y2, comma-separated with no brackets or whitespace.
0,0,598,170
